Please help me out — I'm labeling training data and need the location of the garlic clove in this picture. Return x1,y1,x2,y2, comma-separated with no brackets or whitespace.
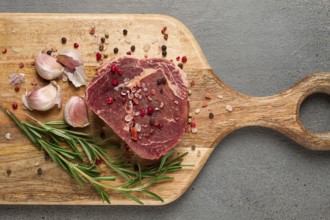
57,49,86,87
22,81,61,111
57,49,83,72
64,96,89,128
64,66,86,88
35,52,64,80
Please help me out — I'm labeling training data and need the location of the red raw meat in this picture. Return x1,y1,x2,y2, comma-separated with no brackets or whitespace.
86,57,189,160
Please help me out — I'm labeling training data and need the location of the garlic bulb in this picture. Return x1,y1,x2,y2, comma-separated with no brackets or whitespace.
64,96,89,128
22,81,61,111
35,52,64,80
57,49,86,87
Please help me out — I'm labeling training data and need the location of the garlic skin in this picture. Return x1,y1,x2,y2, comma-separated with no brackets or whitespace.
35,52,64,80
57,49,86,87
64,96,89,128
22,81,61,111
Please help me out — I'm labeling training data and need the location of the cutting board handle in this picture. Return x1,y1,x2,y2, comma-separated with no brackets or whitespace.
220,72,330,150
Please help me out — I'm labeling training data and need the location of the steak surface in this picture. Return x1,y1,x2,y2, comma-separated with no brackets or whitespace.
86,57,189,160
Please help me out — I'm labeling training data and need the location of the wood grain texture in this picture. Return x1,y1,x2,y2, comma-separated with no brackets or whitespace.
0,13,329,205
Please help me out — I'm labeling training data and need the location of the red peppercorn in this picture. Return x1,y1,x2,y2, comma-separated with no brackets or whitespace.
2,48,7,54
140,109,146,117
110,64,117,73
190,122,196,128
95,159,103,165
126,51,132,55
14,85,20,92
157,123,163,129
12,102,18,110
182,56,187,63
112,79,119,86
73,43,79,48
147,106,154,115
176,56,180,61
117,68,123,75
107,97,113,104
96,52,102,61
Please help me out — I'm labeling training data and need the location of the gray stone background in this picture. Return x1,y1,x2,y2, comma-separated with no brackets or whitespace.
1,0,329,219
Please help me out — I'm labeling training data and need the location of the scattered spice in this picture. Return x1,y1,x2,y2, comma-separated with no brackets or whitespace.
157,79,162,85
226,104,233,112
46,50,52,56
114,47,119,54
61,37,67,44
105,33,109,39
107,97,114,104
187,118,192,124
12,47,21,53
195,108,200,114
123,29,128,36
131,127,138,141
205,93,212,99
126,51,132,55
89,27,96,35
160,88,163,94
147,106,155,115
161,45,167,51
112,79,119,86
99,44,104,51
111,64,117,72
140,109,146,117
100,131,106,139
178,63,183,69
37,168,43,175
73,43,79,48
191,128,198,134
188,90,192,95
188,113,192,118
191,145,196,151
164,34,168,40
44,152,50,161
161,77,167,84
217,95,223,99
2,47,7,54
157,123,163,129
202,101,208,107
131,45,136,52
182,56,187,63
209,112,214,119
176,56,180,61
12,102,18,110
190,80,196,87
190,122,196,128
103,54,108,59
96,52,102,61
5,133,11,140
6,169,11,176
18,62,24,68
149,118,155,125
162,50,167,57
117,68,123,75
101,37,106,44
15,85,20,92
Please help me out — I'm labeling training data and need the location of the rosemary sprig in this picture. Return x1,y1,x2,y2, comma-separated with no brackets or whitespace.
0,103,189,204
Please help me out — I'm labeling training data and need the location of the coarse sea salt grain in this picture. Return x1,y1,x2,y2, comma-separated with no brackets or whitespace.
226,104,233,112
5,133,11,140
191,128,198,134
195,108,201,114
217,95,223,99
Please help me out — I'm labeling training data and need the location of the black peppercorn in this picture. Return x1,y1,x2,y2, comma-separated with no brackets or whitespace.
101,37,105,44
46,50,52,56
114,47,119,54
37,168,42,175
162,50,167,57
61,37,67,44
123,29,128,36
105,33,109,39
161,77,167,84
131,45,135,52
209,112,214,119
149,118,155,125
178,63,183,69
157,79,162,85
161,45,167,51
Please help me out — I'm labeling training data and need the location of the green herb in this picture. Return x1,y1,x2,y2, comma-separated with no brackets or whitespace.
0,103,190,204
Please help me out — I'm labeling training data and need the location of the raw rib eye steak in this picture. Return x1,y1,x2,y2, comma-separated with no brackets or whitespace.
86,57,189,160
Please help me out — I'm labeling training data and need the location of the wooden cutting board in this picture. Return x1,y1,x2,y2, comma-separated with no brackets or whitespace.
0,14,329,205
